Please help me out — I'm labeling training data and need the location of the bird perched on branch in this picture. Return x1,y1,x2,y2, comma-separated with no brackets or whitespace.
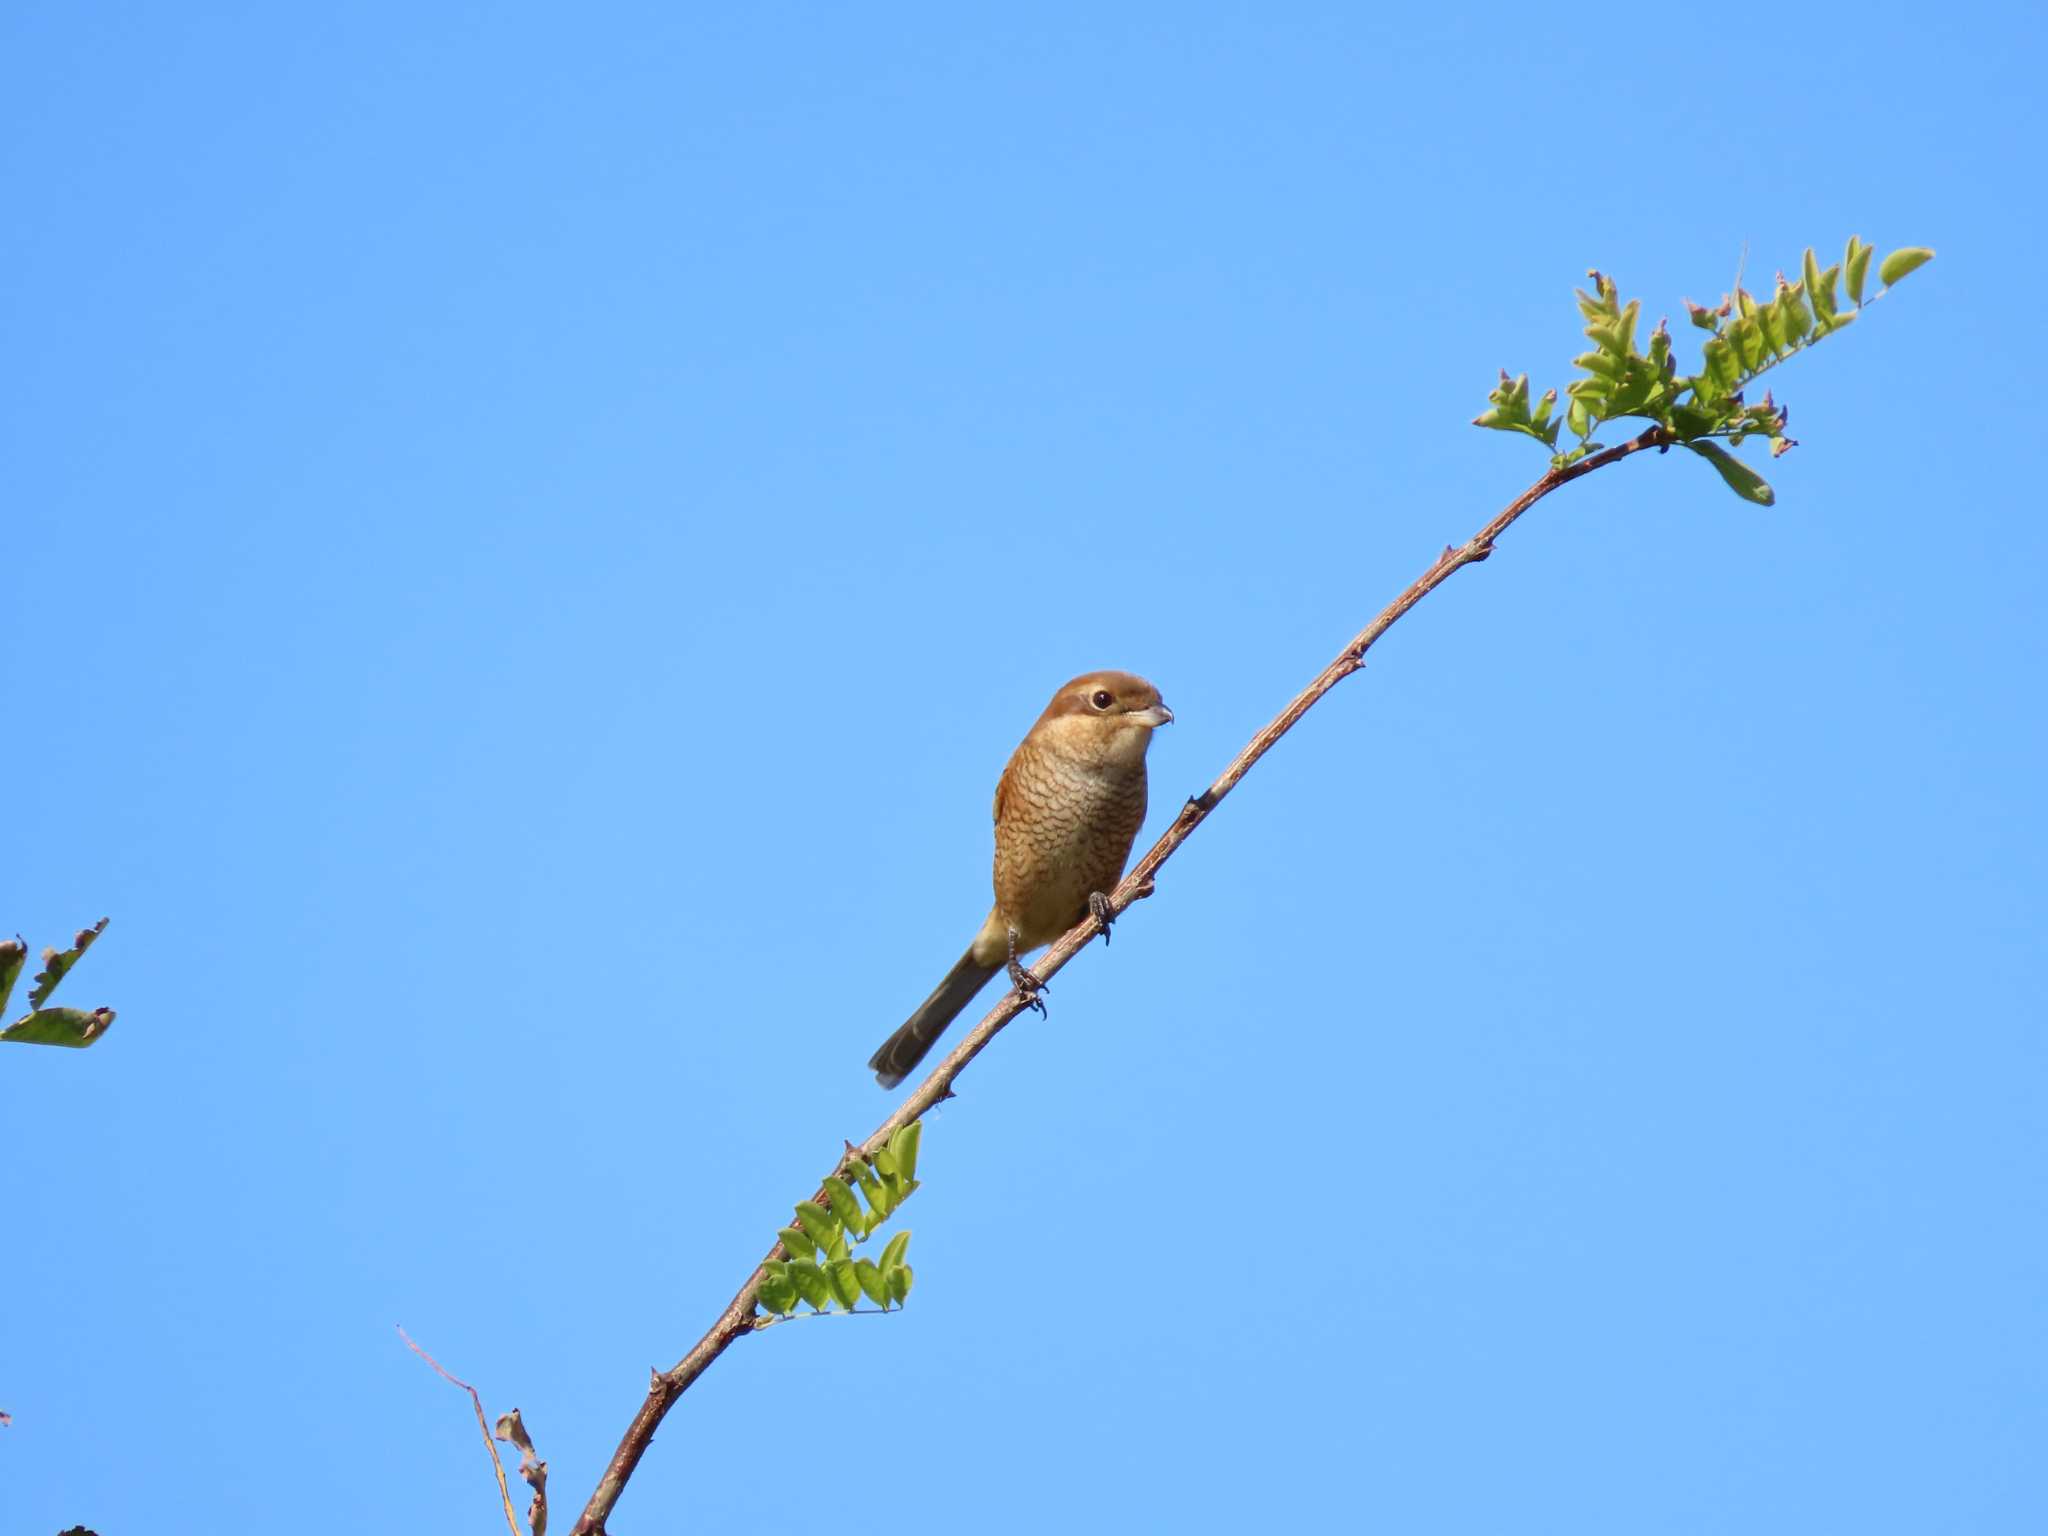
868,670,1173,1088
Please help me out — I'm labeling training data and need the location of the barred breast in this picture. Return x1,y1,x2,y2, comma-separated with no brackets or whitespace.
991,725,1149,950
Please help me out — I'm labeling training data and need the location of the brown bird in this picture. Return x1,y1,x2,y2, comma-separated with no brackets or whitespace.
868,670,1173,1088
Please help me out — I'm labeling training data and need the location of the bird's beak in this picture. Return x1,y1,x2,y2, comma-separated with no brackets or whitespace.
1133,703,1174,728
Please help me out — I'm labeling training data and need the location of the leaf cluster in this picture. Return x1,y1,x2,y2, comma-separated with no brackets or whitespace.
1,919,115,1048
759,1121,922,1317
1475,236,1933,504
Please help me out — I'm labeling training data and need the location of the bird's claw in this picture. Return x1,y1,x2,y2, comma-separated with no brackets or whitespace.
1006,954,1049,1015
1088,890,1115,945
1004,927,1048,1013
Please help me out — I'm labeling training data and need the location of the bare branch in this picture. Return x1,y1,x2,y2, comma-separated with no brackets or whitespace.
399,1326,524,1536
568,422,1674,1534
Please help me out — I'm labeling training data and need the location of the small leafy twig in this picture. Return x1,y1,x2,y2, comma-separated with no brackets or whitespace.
2,919,116,1049
1475,235,1934,503
398,1326,525,1536
758,1122,921,1319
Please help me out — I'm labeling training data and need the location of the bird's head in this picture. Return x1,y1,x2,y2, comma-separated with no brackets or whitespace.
1034,670,1173,768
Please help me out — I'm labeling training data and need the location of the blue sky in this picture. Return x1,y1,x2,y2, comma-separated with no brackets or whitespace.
5,5,2043,1532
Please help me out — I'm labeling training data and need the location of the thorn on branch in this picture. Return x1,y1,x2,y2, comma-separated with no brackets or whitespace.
1466,540,1495,563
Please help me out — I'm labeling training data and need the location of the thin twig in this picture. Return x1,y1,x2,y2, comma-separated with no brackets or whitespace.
749,1306,900,1333
399,1325,524,1536
570,424,1673,1535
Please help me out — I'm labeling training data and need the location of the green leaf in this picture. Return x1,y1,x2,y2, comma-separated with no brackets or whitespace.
880,1231,912,1272
759,1266,799,1316
1685,300,1719,331
1,1007,115,1048
793,1201,838,1251
890,1121,922,1184
1613,299,1639,359
1684,440,1776,505
1731,317,1764,372
1565,395,1591,437
1810,262,1841,325
1846,236,1873,304
1781,286,1813,344
825,1224,850,1263
1702,336,1740,394
850,1159,886,1204
823,1177,866,1236
777,1225,816,1260
0,939,24,1018
853,1258,891,1306
852,1162,893,1221
28,919,108,1011
789,1259,834,1311
826,1258,863,1309
1758,297,1787,355
1573,349,1623,380
1879,246,1934,287
872,1145,899,1179
889,1264,915,1304
1803,249,1843,327
1667,400,1718,439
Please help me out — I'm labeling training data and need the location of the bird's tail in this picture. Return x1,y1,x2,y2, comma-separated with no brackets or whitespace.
869,945,1002,1088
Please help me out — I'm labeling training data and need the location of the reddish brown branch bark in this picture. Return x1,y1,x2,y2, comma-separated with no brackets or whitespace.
570,424,1673,1534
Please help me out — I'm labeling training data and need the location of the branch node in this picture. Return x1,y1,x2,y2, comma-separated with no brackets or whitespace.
1466,539,1495,563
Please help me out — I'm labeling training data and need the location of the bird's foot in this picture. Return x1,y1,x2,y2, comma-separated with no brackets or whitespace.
1008,960,1048,1015
1088,890,1116,945
1005,932,1049,1015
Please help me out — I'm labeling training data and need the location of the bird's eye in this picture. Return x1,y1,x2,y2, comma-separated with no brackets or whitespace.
1090,690,1115,710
